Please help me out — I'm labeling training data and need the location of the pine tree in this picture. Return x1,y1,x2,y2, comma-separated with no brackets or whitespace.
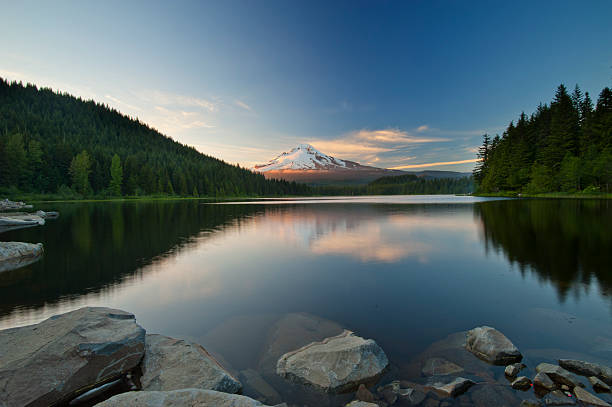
69,150,92,195
109,154,123,196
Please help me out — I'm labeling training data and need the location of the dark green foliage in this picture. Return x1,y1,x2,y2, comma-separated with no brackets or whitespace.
475,83,612,194
0,78,310,197
314,174,474,195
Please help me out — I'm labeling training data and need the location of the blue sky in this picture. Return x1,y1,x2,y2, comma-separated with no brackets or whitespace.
1,1,611,171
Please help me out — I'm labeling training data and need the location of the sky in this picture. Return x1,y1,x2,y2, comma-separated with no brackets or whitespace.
1,1,611,172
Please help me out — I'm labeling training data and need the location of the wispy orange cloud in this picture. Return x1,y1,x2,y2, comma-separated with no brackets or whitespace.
390,158,479,169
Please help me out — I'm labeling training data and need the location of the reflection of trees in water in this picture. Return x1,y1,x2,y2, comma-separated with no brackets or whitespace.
0,201,264,317
474,199,612,302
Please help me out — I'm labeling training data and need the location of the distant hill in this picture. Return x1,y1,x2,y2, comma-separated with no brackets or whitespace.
254,144,469,185
0,78,309,197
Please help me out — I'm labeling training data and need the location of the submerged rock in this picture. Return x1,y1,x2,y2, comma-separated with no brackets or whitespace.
276,330,388,393
95,389,274,407
141,334,241,393
421,357,464,376
0,307,145,407
0,241,43,272
536,363,582,389
429,377,475,397
465,326,522,365
573,386,611,407
470,384,520,407
240,369,282,405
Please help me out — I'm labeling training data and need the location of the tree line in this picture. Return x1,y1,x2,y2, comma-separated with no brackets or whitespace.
0,78,310,198
315,174,473,195
473,83,612,194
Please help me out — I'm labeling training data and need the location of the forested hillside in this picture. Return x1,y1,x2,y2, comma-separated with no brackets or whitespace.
0,78,310,197
316,174,473,195
474,83,612,194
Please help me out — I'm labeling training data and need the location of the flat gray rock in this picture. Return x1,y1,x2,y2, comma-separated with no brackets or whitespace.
276,330,388,393
429,377,475,397
589,376,611,392
536,363,582,389
534,371,557,391
505,363,525,377
465,326,522,365
0,307,145,407
141,334,241,393
543,390,577,405
573,386,611,407
0,242,43,272
95,389,274,407
559,359,612,386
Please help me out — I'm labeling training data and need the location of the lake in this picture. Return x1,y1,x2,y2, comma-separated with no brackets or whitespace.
1,196,611,406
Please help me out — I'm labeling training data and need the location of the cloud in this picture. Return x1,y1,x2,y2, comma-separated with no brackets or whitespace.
416,125,429,132
305,128,450,167
389,158,479,169
234,100,252,111
104,94,142,112
138,89,219,113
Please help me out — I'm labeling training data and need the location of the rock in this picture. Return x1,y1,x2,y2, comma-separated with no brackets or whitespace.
421,357,464,376
276,330,389,393
536,363,582,389
95,389,274,406
0,213,44,227
240,369,281,405
0,241,44,272
0,307,145,407
141,334,241,393
470,384,519,406
534,372,557,391
559,359,612,386
378,381,399,404
573,386,611,407
399,387,427,405
589,376,611,392
0,199,33,211
505,363,525,377
559,359,602,377
465,326,522,365
429,377,475,397
543,390,577,405
356,384,375,402
521,399,542,407
512,376,533,390
346,402,379,407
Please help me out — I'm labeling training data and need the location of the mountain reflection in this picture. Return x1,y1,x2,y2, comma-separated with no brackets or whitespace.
474,199,612,301
0,201,264,319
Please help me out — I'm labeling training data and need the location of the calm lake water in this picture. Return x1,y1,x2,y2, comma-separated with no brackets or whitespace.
1,196,611,406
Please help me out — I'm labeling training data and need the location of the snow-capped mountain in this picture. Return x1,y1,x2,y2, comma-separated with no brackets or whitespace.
252,144,402,184
253,144,352,171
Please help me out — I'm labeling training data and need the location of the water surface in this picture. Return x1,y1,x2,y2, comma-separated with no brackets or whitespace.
1,196,610,405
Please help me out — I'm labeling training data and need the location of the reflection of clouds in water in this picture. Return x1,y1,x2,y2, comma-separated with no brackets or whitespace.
311,222,431,263
221,207,476,263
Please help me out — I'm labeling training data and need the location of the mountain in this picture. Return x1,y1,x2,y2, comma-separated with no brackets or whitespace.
253,144,469,185
0,78,310,197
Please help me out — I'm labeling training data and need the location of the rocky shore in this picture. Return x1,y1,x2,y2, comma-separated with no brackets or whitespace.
0,308,610,407
0,199,58,273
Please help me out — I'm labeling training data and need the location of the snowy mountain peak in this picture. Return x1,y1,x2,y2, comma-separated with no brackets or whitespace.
253,144,348,171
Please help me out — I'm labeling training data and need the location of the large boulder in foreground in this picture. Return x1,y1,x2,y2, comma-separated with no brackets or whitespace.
95,389,274,407
141,334,241,393
0,307,145,407
465,326,522,365
276,330,388,393
0,242,43,273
